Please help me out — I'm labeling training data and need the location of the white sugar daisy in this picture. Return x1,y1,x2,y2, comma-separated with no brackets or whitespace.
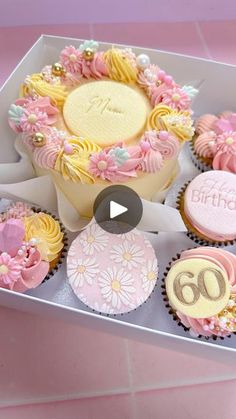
68,257,99,288
110,241,144,270
99,266,135,309
141,258,158,294
79,223,108,255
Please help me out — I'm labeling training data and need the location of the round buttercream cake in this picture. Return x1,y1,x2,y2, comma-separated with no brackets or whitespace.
8,40,196,217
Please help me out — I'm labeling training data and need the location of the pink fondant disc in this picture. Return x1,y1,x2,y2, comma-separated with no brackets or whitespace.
67,221,158,315
184,170,236,241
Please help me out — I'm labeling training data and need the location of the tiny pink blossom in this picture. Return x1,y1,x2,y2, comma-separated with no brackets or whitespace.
0,252,22,286
20,108,49,134
89,151,117,181
60,45,82,73
162,86,191,110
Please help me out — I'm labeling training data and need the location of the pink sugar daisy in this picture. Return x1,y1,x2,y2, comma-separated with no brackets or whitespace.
215,131,236,154
0,252,22,286
162,86,191,110
89,151,117,181
20,108,49,134
60,45,82,74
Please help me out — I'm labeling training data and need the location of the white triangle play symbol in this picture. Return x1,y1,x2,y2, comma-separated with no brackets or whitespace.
110,200,128,219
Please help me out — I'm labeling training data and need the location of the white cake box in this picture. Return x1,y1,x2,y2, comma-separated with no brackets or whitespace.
1,35,236,365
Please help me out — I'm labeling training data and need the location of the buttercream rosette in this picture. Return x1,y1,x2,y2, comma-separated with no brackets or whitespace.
7,40,197,218
163,247,236,339
0,200,66,292
191,111,236,173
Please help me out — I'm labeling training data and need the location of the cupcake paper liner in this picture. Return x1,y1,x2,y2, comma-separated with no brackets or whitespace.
161,251,234,342
176,183,236,248
188,139,212,173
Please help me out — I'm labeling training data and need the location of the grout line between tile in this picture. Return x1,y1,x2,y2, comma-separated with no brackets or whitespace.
125,340,137,419
194,21,213,59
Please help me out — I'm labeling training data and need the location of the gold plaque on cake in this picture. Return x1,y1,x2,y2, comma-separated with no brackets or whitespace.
63,80,150,146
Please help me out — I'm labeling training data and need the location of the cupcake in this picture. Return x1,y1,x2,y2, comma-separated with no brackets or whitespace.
0,200,66,292
164,247,236,339
191,110,236,173
67,221,158,315
177,170,236,245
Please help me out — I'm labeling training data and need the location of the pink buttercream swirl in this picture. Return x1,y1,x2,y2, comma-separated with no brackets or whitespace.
33,140,61,170
80,52,108,79
194,131,217,158
195,114,218,135
212,132,236,173
140,149,163,173
173,247,236,338
137,64,160,90
140,130,180,160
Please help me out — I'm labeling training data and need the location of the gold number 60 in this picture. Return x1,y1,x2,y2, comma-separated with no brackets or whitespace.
173,268,226,306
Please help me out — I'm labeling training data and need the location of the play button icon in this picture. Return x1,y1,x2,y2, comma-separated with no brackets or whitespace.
110,201,128,219
93,185,143,234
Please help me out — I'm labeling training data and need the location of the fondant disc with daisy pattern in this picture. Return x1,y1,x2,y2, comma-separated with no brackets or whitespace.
67,221,158,315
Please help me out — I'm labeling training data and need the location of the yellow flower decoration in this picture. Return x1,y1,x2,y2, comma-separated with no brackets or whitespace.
54,137,101,184
104,49,138,83
24,213,64,262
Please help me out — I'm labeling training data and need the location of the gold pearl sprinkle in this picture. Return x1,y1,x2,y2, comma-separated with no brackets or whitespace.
83,48,94,61
32,132,46,147
52,62,66,77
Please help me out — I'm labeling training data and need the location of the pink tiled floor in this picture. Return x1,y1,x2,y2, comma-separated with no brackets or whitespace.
1,20,236,419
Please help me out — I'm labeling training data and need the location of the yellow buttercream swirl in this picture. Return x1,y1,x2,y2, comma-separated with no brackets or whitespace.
104,49,138,83
20,73,68,109
147,104,194,142
24,213,64,262
54,137,101,184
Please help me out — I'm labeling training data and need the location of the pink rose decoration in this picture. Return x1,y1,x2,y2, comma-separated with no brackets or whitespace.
0,219,25,257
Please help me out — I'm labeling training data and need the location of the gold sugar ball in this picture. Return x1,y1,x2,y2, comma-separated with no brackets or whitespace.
83,48,94,61
52,62,66,77
33,132,46,147
232,307,236,316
